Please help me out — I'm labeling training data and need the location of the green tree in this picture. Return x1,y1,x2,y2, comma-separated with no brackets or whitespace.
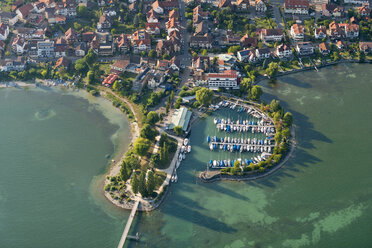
146,111,160,124
250,85,263,101
120,162,130,181
174,125,183,136
196,88,213,106
75,58,87,73
227,45,241,55
174,97,182,109
133,137,151,156
239,77,252,95
283,112,293,127
146,171,155,195
138,171,147,196
131,174,139,194
87,70,95,84
140,124,157,141
112,80,121,91
148,49,156,58
270,99,281,112
77,6,88,17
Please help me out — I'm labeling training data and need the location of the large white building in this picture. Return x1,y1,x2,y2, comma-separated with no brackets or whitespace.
37,40,55,58
207,70,240,90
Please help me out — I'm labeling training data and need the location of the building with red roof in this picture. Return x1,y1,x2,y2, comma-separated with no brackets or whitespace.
284,0,309,14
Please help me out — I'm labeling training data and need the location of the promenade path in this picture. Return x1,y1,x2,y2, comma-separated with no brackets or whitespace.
117,198,140,248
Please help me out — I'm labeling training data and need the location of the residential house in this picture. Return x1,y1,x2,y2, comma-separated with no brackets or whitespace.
328,21,342,40
336,40,345,49
37,40,55,57
116,34,130,53
146,22,161,34
54,57,70,69
260,28,283,42
131,30,151,54
56,15,66,24
97,14,112,32
0,23,9,40
147,72,165,88
169,9,179,19
296,41,314,55
82,31,95,43
110,59,130,74
290,23,305,41
192,56,210,72
314,26,327,39
318,42,330,55
55,1,76,17
194,21,209,36
275,44,292,58
190,34,212,48
147,9,159,23
236,0,250,11
219,0,232,9
166,17,180,34
343,23,359,39
284,0,309,14
240,34,258,48
193,5,209,26
16,4,34,21
0,11,19,26
102,74,118,87
152,0,179,15
55,40,68,57
65,28,78,44
322,3,344,17
221,31,241,46
358,4,370,17
237,49,257,62
343,0,369,5
207,70,240,90
256,47,271,59
359,42,372,53
12,35,26,54
45,7,56,24
255,0,267,12
33,2,46,13
91,33,114,56
0,57,26,72
75,42,87,56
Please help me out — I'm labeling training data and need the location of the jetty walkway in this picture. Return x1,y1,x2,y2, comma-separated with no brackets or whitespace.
117,198,140,248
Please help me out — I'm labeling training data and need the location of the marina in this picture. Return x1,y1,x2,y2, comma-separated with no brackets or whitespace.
205,100,277,169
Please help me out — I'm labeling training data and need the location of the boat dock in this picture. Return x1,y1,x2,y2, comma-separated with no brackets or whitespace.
117,198,140,248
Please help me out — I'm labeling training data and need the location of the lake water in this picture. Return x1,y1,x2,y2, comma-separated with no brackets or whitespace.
129,63,372,248
0,87,131,248
1,63,372,248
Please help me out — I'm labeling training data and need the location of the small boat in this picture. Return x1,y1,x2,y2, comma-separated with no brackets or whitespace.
181,146,185,153
183,138,189,146
213,118,218,124
187,145,191,153
207,136,211,143
182,153,186,159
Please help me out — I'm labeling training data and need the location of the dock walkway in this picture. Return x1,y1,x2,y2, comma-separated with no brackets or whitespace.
117,198,140,248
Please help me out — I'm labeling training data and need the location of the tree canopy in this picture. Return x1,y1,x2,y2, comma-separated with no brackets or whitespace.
250,85,263,101
133,137,151,156
196,88,213,106
146,111,160,125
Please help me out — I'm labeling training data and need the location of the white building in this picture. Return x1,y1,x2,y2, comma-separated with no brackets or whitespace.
37,40,55,58
0,23,9,40
207,70,240,90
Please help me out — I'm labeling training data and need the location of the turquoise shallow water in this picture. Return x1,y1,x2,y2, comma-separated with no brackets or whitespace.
0,87,131,248
1,63,372,248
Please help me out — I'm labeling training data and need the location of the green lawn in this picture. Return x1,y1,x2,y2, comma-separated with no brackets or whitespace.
0,2,11,12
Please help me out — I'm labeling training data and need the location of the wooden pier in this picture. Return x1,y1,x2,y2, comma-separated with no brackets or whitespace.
117,198,140,248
